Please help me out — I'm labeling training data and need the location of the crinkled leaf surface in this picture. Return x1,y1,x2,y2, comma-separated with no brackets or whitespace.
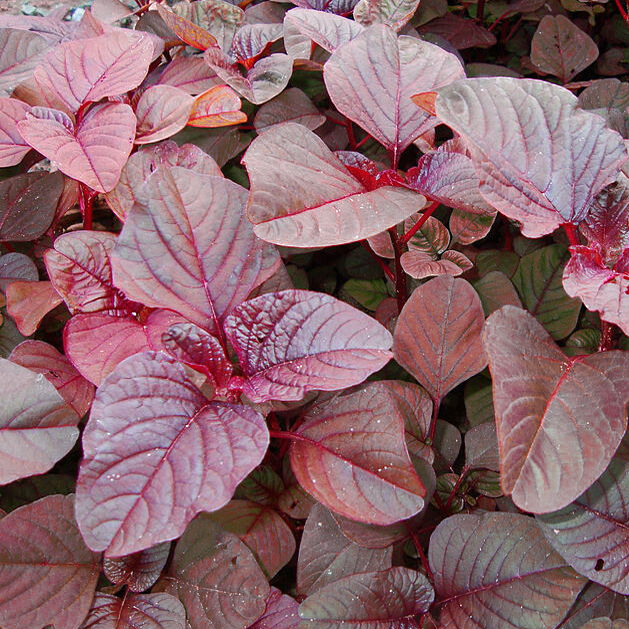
34,31,153,113
483,306,629,513
435,78,627,237
0,97,30,167
80,592,186,629
289,382,425,525
0,171,63,241
0,495,100,629
0,358,79,484
103,542,171,592
112,167,265,332
298,567,434,628
353,0,420,31
9,340,95,417
243,123,422,247
324,25,464,165
160,514,269,629
18,103,136,193
76,351,269,556
530,15,598,83
429,512,586,629
224,289,393,402
297,503,392,596
537,440,629,594
393,275,486,403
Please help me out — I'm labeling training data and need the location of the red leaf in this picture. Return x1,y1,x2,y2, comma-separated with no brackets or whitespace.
435,78,627,237
290,382,425,525
484,306,629,513
187,84,247,128
243,123,422,247
0,495,100,629
400,249,473,280
76,351,269,555
0,358,79,484
112,168,266,332
103,542,170,592
0,97,30,167
324,25,464,165
429,512,585,628
393,275,486,403
224,289,393,402
0,29,48,94
33,31,153,113
5,280,62,336
229,23,283,64
134,85,195,145
0,171,63,241
79,592,186,629
9,340,95,417
160,514,269,628
249,587,300,629
18,103,136,193
157,55,221,95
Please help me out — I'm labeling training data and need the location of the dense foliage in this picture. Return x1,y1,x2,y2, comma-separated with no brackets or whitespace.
0,0,628,626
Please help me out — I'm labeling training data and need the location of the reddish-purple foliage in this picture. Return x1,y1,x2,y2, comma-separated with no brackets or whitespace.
0,3,628,627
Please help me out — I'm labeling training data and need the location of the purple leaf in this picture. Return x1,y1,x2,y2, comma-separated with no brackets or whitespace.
76,351,269,556
224,289,393,402
187,85,248,128
531,15,598,84
209,499,296,578
0,495,100,629
64,309,182,385
324,25,464,166
157,54,221,95
393,275,486,403
0,97,30,167
0,29,48,94
400,249,473,279
243,123,422,247
537,438,629,594
134,85,195,145
104,140,221,222
155,5,219,52
249,587,300,629
289,382,425,525
353,0,420,31
33,31,153,113
160,514,269,629
112,168,266,332
9,340,95,417
298,567,434,626
254,87,325,134
18,103,136,193
483,306,629,513
79,592,186,629
0,252,38,291
290,0,360,15
0,357,79,484
297,503,393,596
103,542,171,592
418,13,496,49
435,78,627,237
0,171,63,241
561,583,629,628
578,79,629,137
429,512,586,628
464,423,499,471
229,23,283,64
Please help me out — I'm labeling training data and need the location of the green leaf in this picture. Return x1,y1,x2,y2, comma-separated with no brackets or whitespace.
474,270,522,316
342,278,388,311
464,373,495,428
565,328,601,356
476,250,519,278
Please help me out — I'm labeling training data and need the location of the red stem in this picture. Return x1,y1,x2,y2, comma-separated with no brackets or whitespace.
78,183,96,230
399,201,439,246
427,397,439,443
269,430,310,443
345,121,358,151
598,320,618,351
360,240,395,282
388,226,408,313
614,0,629,24
488,9,512,31
409,529,434,582
444,467,470,512
561,222,580,246
354,135,371,150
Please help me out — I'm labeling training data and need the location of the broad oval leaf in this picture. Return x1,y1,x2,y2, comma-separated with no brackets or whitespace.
435,78,627,237
0,358,79,484
324,25,464,165
33,31,153,113
160,514,269,629
483,306,629,513
537,442,629,594
0,29,48,94
18,103,136,193
243,123,422,247
79,592,186,629
187,85,247,128
473,270,522,316
224,289,393,402
5,279,62,336
429,512,586,629
0,495,100,629
254,87,325,134
400,249,472,280
9,340,95,417
157,55,221,95
393,275,486,403
290,382,425,525
76,351,269,556
112,168,266,332
298,567,434,627
134,85,195,145
0,97,30,167
103,542,171,592
0,171,63,241
531,15,598,84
